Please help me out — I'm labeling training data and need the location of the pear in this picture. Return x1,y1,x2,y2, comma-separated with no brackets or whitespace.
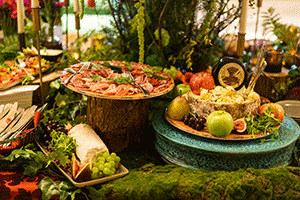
167,95,190,121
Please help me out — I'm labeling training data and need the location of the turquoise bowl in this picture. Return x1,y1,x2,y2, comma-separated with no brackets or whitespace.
153,108,300,171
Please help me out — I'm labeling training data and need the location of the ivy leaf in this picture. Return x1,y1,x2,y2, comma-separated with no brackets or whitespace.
39,177,80,200
154,28,170,47
55,92,67,107
50,79,61,89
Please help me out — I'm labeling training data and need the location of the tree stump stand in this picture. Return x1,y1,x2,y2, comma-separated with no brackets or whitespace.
86,97,150,152
254,67,289,101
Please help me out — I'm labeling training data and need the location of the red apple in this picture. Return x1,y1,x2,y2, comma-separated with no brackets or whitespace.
189,72,215,95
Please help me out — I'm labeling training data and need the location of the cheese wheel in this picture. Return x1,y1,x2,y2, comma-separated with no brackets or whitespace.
68,124,109,165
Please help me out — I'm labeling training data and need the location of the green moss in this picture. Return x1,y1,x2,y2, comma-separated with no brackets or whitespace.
87,165,300,200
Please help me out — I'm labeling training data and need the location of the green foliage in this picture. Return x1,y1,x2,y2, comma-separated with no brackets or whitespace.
38,176,81,200
48,130,77,167
41,79,87,126
108,0,242,72
245,107,281,140
262,7,300,51
5,144,47,176
135,0,146,63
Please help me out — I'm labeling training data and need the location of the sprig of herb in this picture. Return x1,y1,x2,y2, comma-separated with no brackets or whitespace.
107,76,132,84
245,107,281,138
90,75,102,81
125,61,133,71
48,130,77,167
143,67,168,80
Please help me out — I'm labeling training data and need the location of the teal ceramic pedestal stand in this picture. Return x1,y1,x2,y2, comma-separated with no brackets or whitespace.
153,108,300,171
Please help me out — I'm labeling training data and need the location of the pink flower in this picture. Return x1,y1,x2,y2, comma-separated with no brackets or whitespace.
0,0,4,6
54,1,64,9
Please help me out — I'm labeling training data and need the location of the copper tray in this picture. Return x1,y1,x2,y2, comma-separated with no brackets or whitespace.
165,110,278,141
35,140,129,187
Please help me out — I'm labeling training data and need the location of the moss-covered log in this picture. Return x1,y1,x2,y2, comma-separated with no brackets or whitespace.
87,164,300,200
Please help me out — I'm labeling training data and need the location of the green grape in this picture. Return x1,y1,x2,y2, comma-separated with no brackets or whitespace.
98,164,104,171
115,156,121,163
111,167,116,175
109,161,115,169
98,157,106,163
103,167,110,176
104,162,112,169
92,167,99,174
108,169,115,176
91,172,99,179
107,156,115,162
103,152,110,159
111,152,117,157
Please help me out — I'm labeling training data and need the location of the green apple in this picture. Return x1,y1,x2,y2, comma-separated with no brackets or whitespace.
173,83,191,98
167,96,190,121
206,111,234,137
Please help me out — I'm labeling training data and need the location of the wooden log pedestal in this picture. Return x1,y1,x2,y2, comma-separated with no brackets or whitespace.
87,97,150,152
254,67,289,100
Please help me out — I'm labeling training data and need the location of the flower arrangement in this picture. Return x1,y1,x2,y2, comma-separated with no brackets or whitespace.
40,0,65,44
0,0,31,36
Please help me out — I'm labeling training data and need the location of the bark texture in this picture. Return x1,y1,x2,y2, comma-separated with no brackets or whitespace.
87,96,150,152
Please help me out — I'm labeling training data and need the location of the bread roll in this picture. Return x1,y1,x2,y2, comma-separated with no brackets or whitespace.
68,124,108,165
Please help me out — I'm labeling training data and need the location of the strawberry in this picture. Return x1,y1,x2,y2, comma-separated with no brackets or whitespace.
34,111,42,127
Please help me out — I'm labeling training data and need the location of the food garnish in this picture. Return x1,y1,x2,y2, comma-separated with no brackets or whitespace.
245,107,281,138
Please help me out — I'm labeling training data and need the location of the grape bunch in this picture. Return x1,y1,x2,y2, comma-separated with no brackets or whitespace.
39,120,68,146
91,151,121,179
183,114,206,131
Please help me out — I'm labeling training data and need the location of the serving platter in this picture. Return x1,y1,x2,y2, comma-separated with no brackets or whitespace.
35,140,129,187
165,109,277,141
0,78,24,91
60,61,175,100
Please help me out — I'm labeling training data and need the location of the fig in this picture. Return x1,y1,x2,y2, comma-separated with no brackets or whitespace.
233,118,247,133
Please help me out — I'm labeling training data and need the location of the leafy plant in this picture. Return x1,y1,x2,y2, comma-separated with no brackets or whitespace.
41,79,87,126
39,177,81,200
5,144,47,176
107,0,247,72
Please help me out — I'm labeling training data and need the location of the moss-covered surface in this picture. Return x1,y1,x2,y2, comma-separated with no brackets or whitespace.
87,164,300,200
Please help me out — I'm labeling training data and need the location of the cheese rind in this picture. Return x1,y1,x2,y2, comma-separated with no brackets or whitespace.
68,124,109,165
185,90,260,120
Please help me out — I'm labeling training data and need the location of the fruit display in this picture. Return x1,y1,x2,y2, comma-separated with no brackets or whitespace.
166,81,284,139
